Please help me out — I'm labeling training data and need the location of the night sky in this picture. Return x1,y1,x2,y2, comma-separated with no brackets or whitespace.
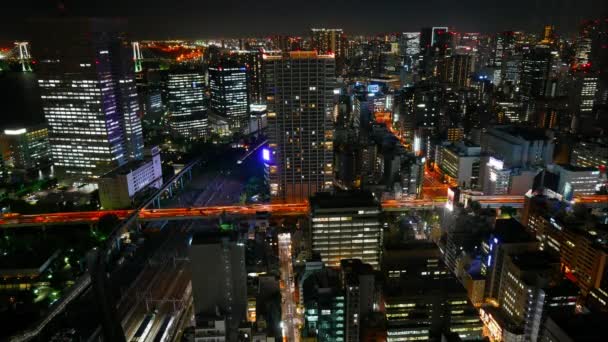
1,0,607,41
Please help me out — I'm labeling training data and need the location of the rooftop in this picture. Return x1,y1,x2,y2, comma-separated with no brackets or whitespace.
492,125,551,142
509,251,559,272
310,190,379,210
556,163,598,172
493,218,535,244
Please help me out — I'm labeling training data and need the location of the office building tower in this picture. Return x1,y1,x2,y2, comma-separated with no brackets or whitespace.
301,265,345,341
569,71,599,132
0,125,49,170
520,46,553,117
340,259,376,342
574,19,599,67
233,50,271,105
481,218,538,300
384,245,483,341
166,70,208,139
32,18,144,181
189,230,247,332
479,126,554,195
310,28,346,71
546,164,600,200
209,62,249,132
496,101,523,124
437,54,473,88
264,51,335,203
491,31,515,68
570,141,608,170
497,252,576,342
310,191,382,269
434,141,481,189
541,216,608,296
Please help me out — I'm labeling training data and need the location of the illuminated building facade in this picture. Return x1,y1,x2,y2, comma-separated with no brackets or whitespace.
310,191,382,270
385,276,483,342
33,18,144,181
482,156,511,195
519,46,553,117
0,126,49,170
166,71,208,139
435,142,481,189
497,252,570,342
340,259,376,342
301,265,345,342
209,64,249,132
480,219,538,300
264,51,335,203
310,28,346,71
98,146,162,209
570,141,608,170
547,164,600,199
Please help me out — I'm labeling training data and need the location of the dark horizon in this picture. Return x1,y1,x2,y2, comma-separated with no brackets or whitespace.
1,0,607,43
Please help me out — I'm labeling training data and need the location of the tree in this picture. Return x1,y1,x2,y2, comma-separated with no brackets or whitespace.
95,214,121,241
499,206,516,218
469,201,481,213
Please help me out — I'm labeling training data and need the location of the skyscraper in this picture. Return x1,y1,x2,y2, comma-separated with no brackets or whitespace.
520,46,553,118
32,18,144,181
310,28,346,72
189,230,247,333
166,69,208,139
264,51,335,203
309,191,382,269
209,62,249,132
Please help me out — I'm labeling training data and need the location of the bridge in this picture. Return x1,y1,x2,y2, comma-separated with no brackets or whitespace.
2,194,606,228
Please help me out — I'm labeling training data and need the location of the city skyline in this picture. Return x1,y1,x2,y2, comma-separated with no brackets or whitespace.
1,0,607,42
1,3,607,341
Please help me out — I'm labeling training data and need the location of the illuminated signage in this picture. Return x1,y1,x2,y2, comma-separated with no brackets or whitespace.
4,128,26,135
487,157,504,170
367,84,380,93
262,148,271,162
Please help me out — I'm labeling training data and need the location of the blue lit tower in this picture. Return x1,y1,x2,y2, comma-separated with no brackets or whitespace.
31,18,144,182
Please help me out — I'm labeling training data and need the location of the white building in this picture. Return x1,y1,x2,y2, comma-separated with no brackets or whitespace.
435,141,481,189
98,146,162,209
548,164,600,200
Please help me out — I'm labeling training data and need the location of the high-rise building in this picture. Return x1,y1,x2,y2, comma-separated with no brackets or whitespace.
547,164,600,199
301,265,345,341
264,51,335,203
310,191,383,269
480,218,538,300
434,141,481,189
166,69,208,139
0,125,49,170
520,46,553,117
209,62,249,132
570,141,608,170
497,251,576,342
310,28,346,71
437,54,473,88
384,245,483,342
32,18,144,181
340,259,376,342
189,230,247,332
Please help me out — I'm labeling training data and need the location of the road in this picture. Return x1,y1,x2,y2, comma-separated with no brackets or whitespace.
278,233,300,342
5,193,605,226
